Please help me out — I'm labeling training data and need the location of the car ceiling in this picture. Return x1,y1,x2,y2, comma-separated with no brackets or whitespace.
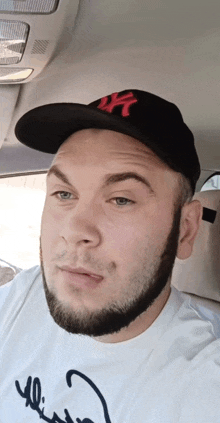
0,0,220,191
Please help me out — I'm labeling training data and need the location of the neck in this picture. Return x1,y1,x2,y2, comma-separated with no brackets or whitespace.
93,282,171,344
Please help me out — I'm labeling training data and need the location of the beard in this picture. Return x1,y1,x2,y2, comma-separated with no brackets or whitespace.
41,204,181,338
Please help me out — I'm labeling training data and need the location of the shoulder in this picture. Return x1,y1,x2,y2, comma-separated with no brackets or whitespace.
162,287,220,362
0,265,42,339
0,265,41,311
179,289,220,338
0,259,22,286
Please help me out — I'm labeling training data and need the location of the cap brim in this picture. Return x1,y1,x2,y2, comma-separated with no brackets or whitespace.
15,103,148,154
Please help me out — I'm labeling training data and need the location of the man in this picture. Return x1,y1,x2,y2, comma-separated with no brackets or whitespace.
1,89,220,422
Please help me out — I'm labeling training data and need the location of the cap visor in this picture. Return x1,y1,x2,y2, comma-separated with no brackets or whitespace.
15,103,145,154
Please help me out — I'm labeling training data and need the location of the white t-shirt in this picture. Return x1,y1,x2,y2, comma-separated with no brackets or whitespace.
1,265,220,423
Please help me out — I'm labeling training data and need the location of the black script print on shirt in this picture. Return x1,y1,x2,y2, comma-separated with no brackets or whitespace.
15,369,112,423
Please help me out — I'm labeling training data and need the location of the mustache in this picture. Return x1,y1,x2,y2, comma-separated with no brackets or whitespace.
39,245,116,275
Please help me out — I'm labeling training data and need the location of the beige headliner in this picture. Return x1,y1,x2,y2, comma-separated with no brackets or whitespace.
0,0,220,186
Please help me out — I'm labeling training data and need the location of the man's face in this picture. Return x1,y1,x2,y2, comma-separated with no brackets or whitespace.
41,129,181,341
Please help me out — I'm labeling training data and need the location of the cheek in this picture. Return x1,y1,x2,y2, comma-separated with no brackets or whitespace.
103,221,153,260
106,210,173,261
40,203,61,249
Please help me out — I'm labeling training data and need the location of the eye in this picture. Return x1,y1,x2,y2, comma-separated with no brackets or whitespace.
53,191,73,200
111,197,135,206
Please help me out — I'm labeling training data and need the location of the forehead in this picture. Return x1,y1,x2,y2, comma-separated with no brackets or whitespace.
53,128,170,172
49,130,180,202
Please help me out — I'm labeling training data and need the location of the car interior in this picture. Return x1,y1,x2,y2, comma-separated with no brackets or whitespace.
0,0,220,308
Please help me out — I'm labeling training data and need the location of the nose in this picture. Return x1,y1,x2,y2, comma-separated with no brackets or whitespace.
60,203,102,249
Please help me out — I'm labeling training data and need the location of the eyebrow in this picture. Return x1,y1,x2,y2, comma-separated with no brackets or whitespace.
102,172,152,190
47,165,71,186
47,164,152,191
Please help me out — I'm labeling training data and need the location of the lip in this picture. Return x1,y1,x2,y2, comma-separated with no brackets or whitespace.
58,265,104,282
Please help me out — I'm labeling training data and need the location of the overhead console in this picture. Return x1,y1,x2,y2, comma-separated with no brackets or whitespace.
0,0,79,83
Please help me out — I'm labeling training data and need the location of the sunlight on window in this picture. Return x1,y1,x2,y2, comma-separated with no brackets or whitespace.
201,174,220,192
0,173,46,269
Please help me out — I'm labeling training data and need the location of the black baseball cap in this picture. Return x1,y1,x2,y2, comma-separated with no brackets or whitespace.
15,89,200,192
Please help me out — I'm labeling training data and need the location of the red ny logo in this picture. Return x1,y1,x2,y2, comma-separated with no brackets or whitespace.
97,92,138,117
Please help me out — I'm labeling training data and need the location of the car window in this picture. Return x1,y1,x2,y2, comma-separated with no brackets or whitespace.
201,173,220,192
0,173,46,269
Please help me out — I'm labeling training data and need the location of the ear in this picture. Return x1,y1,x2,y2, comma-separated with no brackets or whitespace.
177,200,203,260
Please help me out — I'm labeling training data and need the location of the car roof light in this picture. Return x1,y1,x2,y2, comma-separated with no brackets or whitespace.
0,67,33,82
0,0,59,15
0,20,29,65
